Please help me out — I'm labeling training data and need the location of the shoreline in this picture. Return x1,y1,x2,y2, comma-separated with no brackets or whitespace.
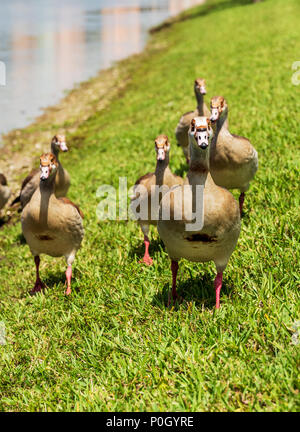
0,1,205,200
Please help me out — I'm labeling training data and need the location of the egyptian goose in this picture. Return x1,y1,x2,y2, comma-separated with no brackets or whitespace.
209,96,258,215
175,78,210,163
11,134,70,208
131,135,183,265
0,173,11,211
21,153,84,295
158,117,241,309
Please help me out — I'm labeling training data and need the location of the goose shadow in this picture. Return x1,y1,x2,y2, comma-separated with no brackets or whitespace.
152,273,233,310
0,217,7,228
16,232,27,244
18,270,62,298
0,214,12,228
129,237,164,261
20,269,81,298
42,269,82,297
42,271,66,289
240,206,252,220
42,265,82,291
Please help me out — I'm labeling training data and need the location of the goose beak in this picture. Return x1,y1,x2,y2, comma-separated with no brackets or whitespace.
60,142,68,152
194,130,209,149
199,85,206,95
157,148,166,161
40,166,50,181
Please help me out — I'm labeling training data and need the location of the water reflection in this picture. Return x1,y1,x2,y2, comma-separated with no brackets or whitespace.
0,0,203,137
100,5,142,68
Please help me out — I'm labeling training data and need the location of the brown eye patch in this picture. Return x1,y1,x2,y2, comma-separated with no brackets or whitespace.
155,134,169,147
40,152,58,167
210,96,224,109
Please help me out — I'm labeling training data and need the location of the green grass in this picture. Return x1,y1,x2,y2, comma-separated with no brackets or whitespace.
0,0,299,411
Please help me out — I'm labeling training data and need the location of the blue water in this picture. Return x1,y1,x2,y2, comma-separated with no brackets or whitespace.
0,0,202,137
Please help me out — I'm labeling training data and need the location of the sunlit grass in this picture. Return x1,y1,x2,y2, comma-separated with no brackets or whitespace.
0,0,299,411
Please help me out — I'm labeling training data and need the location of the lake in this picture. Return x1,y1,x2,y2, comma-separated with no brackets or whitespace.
0,0,203,138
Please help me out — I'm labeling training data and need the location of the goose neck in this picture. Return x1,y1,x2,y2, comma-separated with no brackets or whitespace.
188,144,210,184
155,154,170,185
51,142,60,161
39,174,56,194
212,112,229,142
195,91,205,114
37,174,56,223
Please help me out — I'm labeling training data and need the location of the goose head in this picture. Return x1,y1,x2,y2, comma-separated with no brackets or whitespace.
51,134,68,152
194,78,207,95
210,96,228,122
155,134,170,161
189,117,213,150
40,153,59,181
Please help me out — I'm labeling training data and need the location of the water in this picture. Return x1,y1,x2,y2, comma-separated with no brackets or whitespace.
0,0,203,137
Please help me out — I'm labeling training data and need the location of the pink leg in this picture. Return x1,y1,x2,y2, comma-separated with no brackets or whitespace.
140,235,153,266
214,272,223,309
65,265,72,295
239,192,245,217
30,256,46,294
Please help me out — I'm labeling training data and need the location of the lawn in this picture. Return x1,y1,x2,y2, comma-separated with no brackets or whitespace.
0,0,299,411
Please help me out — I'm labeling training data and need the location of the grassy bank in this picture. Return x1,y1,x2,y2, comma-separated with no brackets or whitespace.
0,0,299,411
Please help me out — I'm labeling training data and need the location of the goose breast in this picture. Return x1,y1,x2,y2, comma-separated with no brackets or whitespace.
22,195,84,258
158,181,240,266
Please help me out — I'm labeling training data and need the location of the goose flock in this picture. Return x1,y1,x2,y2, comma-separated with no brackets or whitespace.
1,78,258,308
